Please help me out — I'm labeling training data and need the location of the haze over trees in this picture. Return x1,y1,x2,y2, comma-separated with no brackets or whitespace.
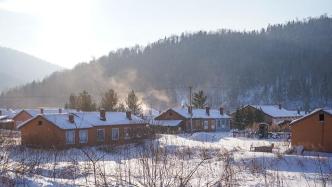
0,47,62,91
0,16,332,110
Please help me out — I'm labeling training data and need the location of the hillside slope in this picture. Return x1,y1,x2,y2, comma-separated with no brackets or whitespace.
0,47,63,91
1,16,332,110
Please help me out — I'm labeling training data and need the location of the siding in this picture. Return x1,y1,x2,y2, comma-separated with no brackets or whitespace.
291,111,332,152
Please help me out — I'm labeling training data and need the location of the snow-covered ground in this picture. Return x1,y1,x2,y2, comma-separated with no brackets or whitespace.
1,131,331,186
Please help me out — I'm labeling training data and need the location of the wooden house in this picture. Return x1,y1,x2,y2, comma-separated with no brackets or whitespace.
290,108,332,152
18,110,151,148
153,106,231,133
12,108,75,129
231,105,304,130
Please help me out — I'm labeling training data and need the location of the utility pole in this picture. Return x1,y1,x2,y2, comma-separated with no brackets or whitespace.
189,86,193,132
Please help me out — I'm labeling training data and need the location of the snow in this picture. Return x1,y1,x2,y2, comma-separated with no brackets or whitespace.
0,108,19,118
22,108,77,117
2,132,332,186
19,112,146,130
250,105,304,118
158,108,231,119
150,119,182,127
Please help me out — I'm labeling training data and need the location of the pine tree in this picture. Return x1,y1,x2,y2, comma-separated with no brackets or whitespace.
233,109,245,130
192,90,207,109
100,89,118,111
117,102,126,112
78,90,96,111
66,93,78,109
254,109,264,123
126,90,142,115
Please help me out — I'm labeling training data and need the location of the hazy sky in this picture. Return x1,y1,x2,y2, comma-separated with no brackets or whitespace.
0,0,331,68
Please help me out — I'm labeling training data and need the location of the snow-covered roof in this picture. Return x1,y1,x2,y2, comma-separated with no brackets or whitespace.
290,108,332,125
18,112,146,130
249,105,304,118
0,115,8,120
20,108,77,117
150,120,183,127
160,108,231,119
0,108,20,118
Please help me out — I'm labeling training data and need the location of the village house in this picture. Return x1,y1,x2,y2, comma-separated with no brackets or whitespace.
153,106,231,133
18,110,151,148
0,108,19,129
12,108,76,129
290,108,332,152
231,105,304,130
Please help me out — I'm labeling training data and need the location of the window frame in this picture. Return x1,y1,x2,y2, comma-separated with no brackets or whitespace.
66,130,75,145
96,128,105,143
203,120,209,130
112,128,120,141
79,129,88,144
124,127,130,139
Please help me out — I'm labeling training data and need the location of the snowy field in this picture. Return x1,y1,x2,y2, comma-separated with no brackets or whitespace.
1,131,331,186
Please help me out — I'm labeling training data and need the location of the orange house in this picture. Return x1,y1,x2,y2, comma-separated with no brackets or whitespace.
290,108,332,152
13,108,75,129
18,110,150,149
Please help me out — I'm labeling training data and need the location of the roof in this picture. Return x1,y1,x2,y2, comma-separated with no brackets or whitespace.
0,108,20,118
290,108,332,125
20,108,77,117
158,108,231,119
18,111,146,130
150,120,183,127
249,105,304,118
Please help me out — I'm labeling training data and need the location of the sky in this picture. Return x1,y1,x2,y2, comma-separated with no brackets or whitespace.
0,0,332,68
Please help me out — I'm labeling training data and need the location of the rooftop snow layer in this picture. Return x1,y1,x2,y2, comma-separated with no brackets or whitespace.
19,112,146,130
170,108,231,119
150,120,183,127
250,105,304,118
22,108,77,117
0,108,20,118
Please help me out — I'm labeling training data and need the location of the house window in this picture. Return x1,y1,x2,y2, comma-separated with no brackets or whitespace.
221,119,226,128
204,120,209,130
97,128,105,142
38,120,43,126
79,130,88,144
124,127,130,139
211,124,215,130
66,130,75,144
112,128,119,140
319,112,324,122
217,120,221,128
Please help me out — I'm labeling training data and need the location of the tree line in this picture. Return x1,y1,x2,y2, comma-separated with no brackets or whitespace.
1,15,331,109
64,89,143,115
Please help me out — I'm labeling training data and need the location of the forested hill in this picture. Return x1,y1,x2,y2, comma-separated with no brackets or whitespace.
1,16,332,110
0,47,63,91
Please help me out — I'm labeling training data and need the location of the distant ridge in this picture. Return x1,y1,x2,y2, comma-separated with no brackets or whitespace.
0,47,63,91
0,16,331,110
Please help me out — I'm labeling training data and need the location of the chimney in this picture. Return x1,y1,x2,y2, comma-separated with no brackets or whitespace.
40,108,44,114
59,108,62,114
297,108,300,115
0,110,2,116
187,106,192,114
278,104,282,110
219,107,224,115
205,106,210,116
126,111,132,120
100,108,106,121
69,114,74,123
